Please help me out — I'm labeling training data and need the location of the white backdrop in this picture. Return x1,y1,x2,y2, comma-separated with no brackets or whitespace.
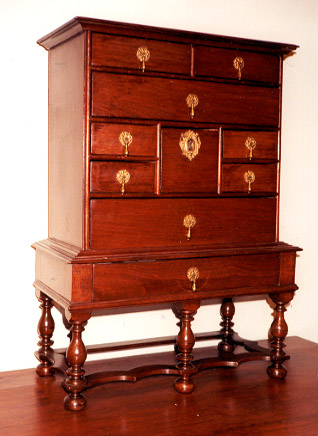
0,0,317,372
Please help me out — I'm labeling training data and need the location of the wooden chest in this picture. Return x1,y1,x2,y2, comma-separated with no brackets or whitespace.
33,17,301,411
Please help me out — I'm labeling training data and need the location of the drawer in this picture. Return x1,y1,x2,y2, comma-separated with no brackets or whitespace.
91,72,279,127
222,164,277,194
90,161,156,195
91,123,157,158
93,253,280,302
90,198,276,250
91,33,190,74
195,46,280,84
223,130,278,160
161,128,218,193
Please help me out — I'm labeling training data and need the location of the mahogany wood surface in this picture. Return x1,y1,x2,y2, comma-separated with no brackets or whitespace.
1,337,318,436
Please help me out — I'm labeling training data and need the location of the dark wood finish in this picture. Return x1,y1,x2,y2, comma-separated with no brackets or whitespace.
92,72,279,126
91,32,191,74
34,17,301,411
195,45,280,84
223,130,278,160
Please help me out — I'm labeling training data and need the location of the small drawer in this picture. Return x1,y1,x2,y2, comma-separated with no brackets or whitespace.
93,253,280,302
195,46,280,84
90,161,156,195
91,123,157,158
222,164,277,194
223,131,278,160
161,128,218,193
91,33,190,74
90,197,276,250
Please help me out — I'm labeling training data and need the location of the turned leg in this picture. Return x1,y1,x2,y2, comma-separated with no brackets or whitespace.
35,291,55,377
174,301,200,394
218,298,235,353
267,292,294,379
62,312,91,411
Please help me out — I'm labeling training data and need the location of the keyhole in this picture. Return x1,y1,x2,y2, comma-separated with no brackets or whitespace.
187,139,194,151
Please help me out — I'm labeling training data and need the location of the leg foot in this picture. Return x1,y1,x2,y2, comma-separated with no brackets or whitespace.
35,291,55,377
218,298,235,354
267,291,294,379
173,301,200,394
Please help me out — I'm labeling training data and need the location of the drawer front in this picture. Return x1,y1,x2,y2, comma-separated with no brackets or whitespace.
90,161,156,194
91,72,279,127
223,130,278,160
91,123,157,158
161,128,218,193
222,164,277,194
93,253,280,302
91,33,190,74
195,46,280,84
90,198,276,250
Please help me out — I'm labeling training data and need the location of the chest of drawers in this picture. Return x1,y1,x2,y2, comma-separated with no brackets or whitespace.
33,17,301,411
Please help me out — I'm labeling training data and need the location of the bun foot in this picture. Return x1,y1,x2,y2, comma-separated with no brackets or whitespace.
36,363,54,377
174,377,195,394
63,393,87,411
267,363,287,379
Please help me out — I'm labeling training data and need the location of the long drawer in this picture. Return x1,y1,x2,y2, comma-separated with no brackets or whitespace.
91,72,279,126
93,253,280,302
90,198,277,250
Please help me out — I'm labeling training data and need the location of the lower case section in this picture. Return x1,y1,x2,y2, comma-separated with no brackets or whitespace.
35,292,294,412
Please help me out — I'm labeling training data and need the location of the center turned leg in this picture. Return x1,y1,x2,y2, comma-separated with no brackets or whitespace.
174,301,200,394
62,311,91,411
218,298,235,354
267,291,294,379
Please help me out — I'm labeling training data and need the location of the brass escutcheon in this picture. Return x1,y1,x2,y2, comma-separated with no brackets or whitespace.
244,170,255,193
116,169,130,195
233,56,245,80
183,215,197,240
245,137,257,160
186,94,199,119
136,47,150,72
187,267,199,292
179,130,201,161
119,131,133,157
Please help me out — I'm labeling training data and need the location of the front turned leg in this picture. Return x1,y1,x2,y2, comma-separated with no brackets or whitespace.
35,291,55,377
267,291,294,379
62,312,91,411
174,301,200,394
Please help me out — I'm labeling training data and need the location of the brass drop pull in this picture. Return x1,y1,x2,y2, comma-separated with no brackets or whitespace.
187,267,199,292
183,215,196,240
136,47,150,72
179,130,201,161
244,170,255,193
116,169,130,195
186,94,199,119
233,56,245,80
119,131,133,157
245,137,257,160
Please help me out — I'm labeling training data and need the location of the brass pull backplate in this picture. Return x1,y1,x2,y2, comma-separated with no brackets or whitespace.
183,215,196,240
136,47,150,72
116,169,130,195
244,170,255,193
186,94,199,119
245,137,257,160
187,267,199,292
119,131,133,157
233,56,245,80
179,130,201,161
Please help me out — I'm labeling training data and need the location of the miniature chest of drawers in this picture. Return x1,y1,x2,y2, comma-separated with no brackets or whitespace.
33,17,301,411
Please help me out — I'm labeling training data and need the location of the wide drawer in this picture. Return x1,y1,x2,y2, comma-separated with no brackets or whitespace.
91,123,158,158
93,253,280,302
161,128,218,193
90,161,156,194
91,72,279,126
195,46,280,84
223,130,278,160
222,164,277,194
91,33,190,74
90,198,276,250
